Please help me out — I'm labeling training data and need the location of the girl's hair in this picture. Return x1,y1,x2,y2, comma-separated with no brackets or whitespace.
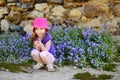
31,28,37,43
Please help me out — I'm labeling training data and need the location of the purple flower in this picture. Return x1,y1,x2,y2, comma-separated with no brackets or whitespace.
74,59,78,63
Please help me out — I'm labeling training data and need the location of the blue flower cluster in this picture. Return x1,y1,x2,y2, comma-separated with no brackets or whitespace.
0,32,32,63
50,26,87,67
82,27,117,69
50,25,117,69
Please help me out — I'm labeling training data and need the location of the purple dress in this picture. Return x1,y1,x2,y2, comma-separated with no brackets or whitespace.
34,33,56,58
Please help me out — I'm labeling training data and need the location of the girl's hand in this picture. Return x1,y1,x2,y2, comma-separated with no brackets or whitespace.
39,41,44,47
34,40,48,51
38,40,48,51
34,41,40,50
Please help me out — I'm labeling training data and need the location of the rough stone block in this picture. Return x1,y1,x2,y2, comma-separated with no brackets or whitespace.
21,0,34,4
0,0,6,6
35,0,47,3
7,0,18,3
47,0,64,4
74,0,88,2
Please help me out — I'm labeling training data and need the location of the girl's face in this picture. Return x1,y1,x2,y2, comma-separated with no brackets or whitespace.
35,28,46,36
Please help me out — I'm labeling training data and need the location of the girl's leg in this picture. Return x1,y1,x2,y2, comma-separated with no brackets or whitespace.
39,51,55,64
31,49,44,70
39,51,55,71
31,49,43,63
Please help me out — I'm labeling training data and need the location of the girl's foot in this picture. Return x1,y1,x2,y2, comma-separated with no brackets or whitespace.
33,63,44,70
47,64,55,72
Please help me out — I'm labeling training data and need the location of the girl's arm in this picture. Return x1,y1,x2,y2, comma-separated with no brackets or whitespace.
39,40,51,51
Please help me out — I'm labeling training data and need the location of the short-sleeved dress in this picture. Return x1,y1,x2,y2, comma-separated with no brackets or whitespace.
34,33,56,58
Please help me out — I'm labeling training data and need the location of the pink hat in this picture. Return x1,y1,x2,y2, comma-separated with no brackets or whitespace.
33,18,49,31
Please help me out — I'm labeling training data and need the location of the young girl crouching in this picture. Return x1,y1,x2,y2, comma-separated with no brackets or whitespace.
31,18,56,72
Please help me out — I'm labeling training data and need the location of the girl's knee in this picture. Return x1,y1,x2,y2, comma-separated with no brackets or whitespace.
31,49,40,56
39,51,48,57
40,51,55,62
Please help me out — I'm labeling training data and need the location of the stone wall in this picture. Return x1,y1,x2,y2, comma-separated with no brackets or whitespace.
0,0,120,34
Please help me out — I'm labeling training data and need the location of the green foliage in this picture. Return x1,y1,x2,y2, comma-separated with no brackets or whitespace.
0,62,32,73
73,72,97,80
103,63,117,72
98,74,113,80
73,72,113,80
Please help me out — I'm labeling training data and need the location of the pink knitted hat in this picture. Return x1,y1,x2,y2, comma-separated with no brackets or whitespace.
33,18,49,31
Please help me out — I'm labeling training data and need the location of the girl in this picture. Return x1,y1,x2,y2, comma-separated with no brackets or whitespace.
31,18,56,72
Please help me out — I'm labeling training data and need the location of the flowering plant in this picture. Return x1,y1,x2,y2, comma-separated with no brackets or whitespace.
0,32,32,63
50,25,117,69
82,27,117,69
50,26,87,67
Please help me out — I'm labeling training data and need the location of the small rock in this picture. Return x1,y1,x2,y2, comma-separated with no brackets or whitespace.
69,8,82,19
5,69,9,72
21,67,33,73
1,19,10,31
7,0,18,3
113,29,120,35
